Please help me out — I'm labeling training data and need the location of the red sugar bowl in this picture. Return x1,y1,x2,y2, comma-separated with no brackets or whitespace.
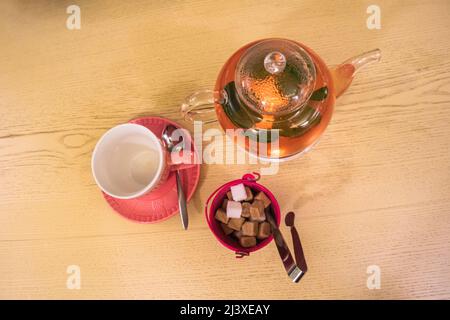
205,172,281,258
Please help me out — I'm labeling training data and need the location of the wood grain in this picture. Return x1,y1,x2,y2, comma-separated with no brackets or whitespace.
0,0,449,299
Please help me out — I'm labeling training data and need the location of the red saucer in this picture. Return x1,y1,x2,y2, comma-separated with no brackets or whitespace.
102,117,201,223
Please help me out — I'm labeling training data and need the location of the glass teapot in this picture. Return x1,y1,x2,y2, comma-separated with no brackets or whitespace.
181,38,381,160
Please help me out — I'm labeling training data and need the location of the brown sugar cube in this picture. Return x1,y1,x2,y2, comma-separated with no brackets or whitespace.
241,221,258,237
220,223,234,235
233,230,242,239
226,191,233,200
254,191,271,208
257,222,271,239
240,236,257,248
215,208,229,224
249,200,266,222
241,202,251,218
245,187,254,201
227,217,245,231
222,198,228,210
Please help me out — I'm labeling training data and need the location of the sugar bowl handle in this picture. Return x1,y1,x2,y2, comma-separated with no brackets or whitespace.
241,172,261,182
181,89,225,124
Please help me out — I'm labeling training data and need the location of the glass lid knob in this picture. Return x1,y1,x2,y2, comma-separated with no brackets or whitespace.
235,39,316,115
264,51,286,75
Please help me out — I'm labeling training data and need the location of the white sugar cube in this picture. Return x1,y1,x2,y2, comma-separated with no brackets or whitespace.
226,201,242,218
230,183,247,202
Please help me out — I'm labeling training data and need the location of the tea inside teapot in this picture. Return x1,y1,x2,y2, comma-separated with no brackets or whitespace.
181,38,381,160
214,39,334,159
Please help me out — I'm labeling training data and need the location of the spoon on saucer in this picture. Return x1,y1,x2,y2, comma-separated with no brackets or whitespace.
162,125,188,230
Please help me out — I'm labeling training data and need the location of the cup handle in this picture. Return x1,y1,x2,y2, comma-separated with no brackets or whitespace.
181,89,222,124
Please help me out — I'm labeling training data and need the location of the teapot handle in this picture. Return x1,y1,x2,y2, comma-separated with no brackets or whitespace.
181,89,224,124
330,49,381,98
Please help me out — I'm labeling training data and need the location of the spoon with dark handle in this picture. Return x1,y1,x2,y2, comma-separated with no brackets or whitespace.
285,211,307,272
161,125,188,230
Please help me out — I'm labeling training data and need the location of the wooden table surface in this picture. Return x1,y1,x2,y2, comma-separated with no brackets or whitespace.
1,0,449,299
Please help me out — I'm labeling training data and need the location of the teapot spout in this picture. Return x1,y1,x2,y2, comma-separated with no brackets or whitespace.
330,49,381,98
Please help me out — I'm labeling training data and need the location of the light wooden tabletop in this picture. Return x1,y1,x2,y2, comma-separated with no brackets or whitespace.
1,0,449,299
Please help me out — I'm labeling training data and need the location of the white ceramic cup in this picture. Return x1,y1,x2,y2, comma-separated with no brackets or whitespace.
91,123,169,199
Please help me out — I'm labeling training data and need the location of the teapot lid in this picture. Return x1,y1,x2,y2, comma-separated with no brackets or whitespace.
235,39,316,115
